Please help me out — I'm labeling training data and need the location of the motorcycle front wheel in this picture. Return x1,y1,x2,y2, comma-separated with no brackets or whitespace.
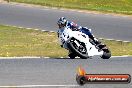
67,38,88,59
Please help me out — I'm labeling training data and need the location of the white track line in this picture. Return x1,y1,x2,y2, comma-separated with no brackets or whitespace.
0,57,41,59
0,84,79,88
0,55,131,59
111,55,132,58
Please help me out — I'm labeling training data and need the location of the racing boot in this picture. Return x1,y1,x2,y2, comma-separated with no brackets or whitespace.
91,38,106,50
94,38,106,51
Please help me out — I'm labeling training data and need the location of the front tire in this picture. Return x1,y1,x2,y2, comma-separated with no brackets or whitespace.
68,53,76,59
67,38,88,59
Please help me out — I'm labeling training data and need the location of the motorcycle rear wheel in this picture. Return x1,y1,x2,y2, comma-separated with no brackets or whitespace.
101,49,111,59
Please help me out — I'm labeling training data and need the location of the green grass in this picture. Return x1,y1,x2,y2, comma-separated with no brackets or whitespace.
11,0,132,15
101,39,132,56
0,25,68,57
0,25,132,57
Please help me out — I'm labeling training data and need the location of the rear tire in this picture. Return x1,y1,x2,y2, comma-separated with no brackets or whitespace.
101,49,111,59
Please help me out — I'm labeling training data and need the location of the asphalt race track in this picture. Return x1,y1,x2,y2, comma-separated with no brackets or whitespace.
0,3,132,41
0,57,132,88
0,2,132,88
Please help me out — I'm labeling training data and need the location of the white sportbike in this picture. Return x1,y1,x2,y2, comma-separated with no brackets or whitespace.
58,27,111,59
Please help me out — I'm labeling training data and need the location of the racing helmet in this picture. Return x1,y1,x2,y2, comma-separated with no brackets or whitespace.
57,17,67,28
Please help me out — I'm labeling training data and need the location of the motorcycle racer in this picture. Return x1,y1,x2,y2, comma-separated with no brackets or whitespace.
57,17,110,59
57,17,101,47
